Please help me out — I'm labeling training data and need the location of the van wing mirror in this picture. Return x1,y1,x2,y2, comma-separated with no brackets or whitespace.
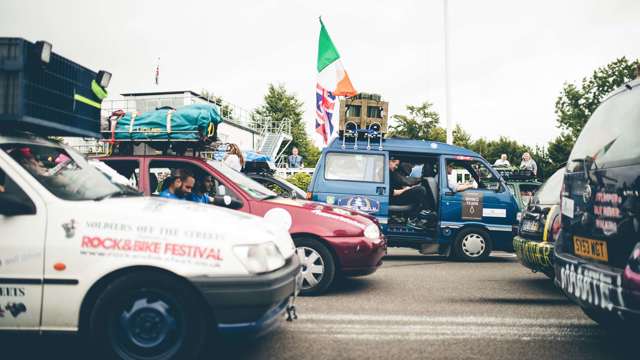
0,194,36,216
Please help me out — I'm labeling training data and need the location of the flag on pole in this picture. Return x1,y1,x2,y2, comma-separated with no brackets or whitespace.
316,18,356,145
155,58,160,85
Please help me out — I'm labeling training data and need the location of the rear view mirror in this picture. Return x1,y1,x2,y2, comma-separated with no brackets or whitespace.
0,194,36,216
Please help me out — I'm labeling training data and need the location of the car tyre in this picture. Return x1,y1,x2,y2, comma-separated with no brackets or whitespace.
295,237,336,296
452,228,492,261
87,271,208,360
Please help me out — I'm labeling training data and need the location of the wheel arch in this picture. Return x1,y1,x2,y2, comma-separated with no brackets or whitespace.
290,232,342,272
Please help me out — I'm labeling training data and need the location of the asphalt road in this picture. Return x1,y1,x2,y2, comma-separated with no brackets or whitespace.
3,249,635,359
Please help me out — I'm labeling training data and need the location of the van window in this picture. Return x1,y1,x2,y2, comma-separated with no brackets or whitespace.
447,159,500,191
568,85,640,172
324,153,384,183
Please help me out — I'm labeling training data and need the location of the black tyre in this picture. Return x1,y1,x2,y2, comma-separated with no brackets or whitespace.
295,237,336,296
87,271,208,360
452,228,492,261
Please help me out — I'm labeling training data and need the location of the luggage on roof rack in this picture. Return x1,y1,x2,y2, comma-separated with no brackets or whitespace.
0,37,109,137
101,104,223,154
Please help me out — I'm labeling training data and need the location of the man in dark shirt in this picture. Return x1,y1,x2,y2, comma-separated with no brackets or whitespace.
389,158,433,213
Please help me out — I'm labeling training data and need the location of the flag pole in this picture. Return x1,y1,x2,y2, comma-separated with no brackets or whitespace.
443,0,453,145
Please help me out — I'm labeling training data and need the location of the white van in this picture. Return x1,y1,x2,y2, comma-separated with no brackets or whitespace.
0,133,300,360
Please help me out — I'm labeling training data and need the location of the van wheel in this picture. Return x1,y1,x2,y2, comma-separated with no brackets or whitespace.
295,237,336,296
453,228,492,261
88,271,208,360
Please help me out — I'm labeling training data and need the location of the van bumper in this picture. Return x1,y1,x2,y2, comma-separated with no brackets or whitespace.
188,256,301,336
513,235,554,276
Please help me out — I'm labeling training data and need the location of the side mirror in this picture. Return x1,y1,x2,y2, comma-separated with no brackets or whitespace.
212,195,243,210
0,194,36,216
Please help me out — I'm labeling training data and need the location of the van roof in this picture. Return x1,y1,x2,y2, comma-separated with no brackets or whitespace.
327,137,481,157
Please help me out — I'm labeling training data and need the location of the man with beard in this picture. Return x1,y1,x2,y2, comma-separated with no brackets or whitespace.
188,175,213,204
160,169,195,200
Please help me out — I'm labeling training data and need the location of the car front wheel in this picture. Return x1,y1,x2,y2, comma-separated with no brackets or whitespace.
88,271,208,360
295,237,336,296
453,228,492,261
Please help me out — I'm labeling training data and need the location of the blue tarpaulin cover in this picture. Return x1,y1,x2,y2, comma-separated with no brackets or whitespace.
109,104,222,141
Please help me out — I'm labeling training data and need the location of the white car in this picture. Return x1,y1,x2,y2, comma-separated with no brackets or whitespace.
0,133,300,360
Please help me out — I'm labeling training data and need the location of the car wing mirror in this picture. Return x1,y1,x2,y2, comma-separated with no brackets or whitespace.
212,195,243,210
0,194,36,216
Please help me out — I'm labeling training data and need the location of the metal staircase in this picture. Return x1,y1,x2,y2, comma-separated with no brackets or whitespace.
257,118,292,161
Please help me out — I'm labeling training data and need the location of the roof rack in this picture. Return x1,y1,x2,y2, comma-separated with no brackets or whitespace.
494,166,536,181
339,127,384,151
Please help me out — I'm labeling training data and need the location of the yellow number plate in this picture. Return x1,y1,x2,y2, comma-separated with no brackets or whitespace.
573,236,609,262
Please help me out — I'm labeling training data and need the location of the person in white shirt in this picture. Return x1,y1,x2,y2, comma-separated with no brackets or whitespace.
447,163,475,192
493,154,511,167
223,143,244,172
520,152,537,175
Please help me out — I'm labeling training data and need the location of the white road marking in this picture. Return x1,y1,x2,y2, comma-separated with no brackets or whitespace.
289,313,600,341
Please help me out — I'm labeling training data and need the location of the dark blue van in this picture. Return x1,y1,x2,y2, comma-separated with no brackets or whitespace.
307,137,521,261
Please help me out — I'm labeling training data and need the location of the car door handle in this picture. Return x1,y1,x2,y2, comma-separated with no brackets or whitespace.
376,186,385,195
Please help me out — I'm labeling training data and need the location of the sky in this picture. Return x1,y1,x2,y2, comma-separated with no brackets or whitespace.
2,0,639,149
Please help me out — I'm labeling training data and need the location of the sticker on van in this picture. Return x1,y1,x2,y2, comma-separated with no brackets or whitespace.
462,192,483,220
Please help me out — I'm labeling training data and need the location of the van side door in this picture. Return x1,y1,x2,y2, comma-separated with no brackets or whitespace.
0,155,46,330
440,156,514,233
313,151,389,224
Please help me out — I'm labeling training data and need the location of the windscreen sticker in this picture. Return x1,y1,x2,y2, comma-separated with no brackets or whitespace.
482,208,506,218
462,192,483,220
336,196,380,213
593,190,623,236
561,197,574,219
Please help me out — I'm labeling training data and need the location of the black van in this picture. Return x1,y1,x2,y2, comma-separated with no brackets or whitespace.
554,77,640,326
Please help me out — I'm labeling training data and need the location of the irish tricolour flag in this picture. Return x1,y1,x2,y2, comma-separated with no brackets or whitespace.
316,18,357,145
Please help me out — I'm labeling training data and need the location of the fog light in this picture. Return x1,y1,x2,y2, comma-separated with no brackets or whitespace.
97,70,112,88
35,41,52,64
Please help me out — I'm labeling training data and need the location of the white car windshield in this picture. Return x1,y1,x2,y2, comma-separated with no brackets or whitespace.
1,143,138,201
208,160,278,200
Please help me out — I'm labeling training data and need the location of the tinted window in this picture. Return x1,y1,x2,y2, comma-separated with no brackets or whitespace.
325,153,384,182
533,168,564,205
568,85,640,172
1,144,120,201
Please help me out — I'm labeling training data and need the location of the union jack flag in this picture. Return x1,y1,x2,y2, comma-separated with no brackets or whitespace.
315,83,336,145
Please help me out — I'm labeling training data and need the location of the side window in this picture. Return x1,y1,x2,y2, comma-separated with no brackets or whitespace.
148,160,239,202
447,159,500,191
324,153,384,182
0,167,36,213
97,160,140,189
255,178,290,198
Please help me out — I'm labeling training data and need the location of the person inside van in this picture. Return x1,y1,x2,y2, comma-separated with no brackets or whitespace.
160,169,195,199
188,175,213,204
389,158,433,214
447,163,475,192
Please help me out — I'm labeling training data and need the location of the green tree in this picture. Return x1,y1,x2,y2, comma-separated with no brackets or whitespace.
388,102,441,140
555,57,639,138
200,90,235,120
253,84,320,166
452,124,472,148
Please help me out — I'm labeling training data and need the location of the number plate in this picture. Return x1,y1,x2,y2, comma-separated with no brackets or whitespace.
573,236,608,262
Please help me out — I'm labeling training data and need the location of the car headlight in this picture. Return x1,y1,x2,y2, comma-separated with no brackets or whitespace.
364,224,381,242
233,242,285,274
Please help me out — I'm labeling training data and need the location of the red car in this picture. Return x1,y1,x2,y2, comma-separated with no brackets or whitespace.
98,155,386,295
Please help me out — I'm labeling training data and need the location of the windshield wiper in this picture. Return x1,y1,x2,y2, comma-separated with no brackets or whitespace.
261,194,279,201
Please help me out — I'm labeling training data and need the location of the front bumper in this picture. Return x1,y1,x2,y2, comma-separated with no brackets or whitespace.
325,235,387,276
554,252,640,321
189,255,301,336
513,235,554,276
